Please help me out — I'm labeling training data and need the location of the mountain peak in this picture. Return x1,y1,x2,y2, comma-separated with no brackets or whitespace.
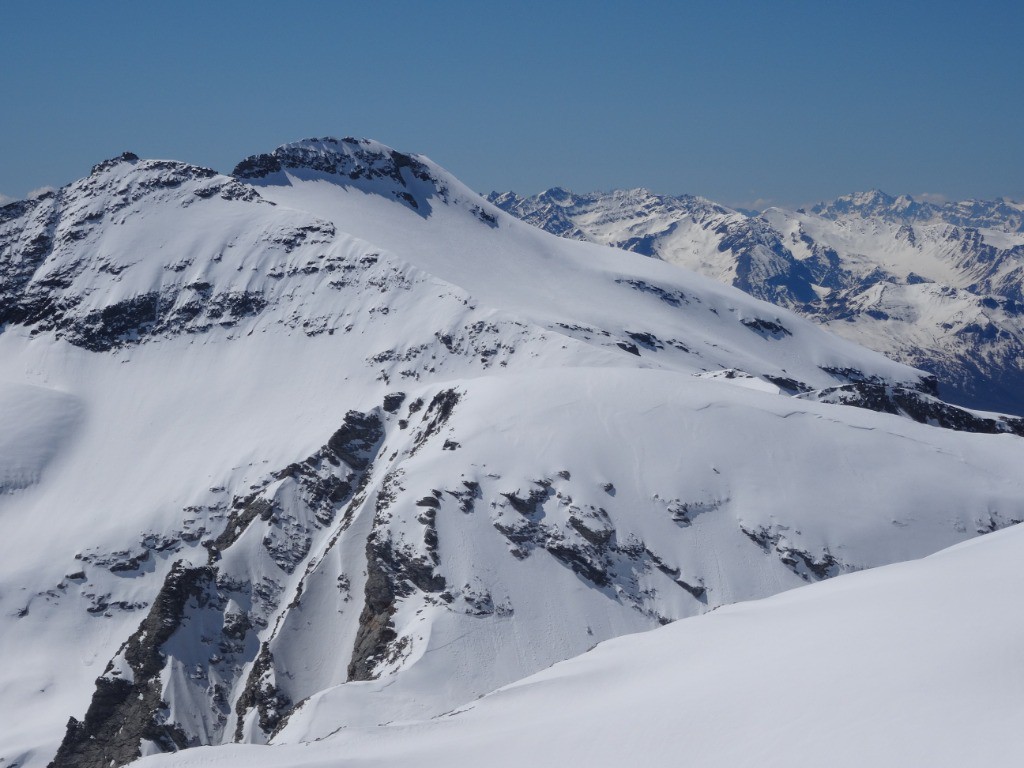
810,189,934,221
232,137,428,182
89,151,140,176
231,136,452,214
537,186,576,202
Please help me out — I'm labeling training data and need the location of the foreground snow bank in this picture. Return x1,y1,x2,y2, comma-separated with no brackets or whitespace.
136,521,1024,768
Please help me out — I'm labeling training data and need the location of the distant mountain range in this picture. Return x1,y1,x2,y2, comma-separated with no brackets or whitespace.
489,187,1024,415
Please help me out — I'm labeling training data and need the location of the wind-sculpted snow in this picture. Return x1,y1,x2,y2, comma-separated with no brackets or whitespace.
0,139,1022,768
491,187,1024,414
0,383,83,495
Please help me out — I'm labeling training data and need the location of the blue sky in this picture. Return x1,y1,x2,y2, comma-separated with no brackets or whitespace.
1,0,1021,208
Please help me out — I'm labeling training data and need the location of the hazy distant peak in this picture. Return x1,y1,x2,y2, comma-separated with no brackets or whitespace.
810,190,1024,232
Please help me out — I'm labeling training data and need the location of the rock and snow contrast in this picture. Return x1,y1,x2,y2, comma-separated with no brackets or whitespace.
1,138,1022,768
134,521,1024,768
489,187,1024,415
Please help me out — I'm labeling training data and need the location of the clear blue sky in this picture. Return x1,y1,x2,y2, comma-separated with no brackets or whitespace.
1,0,1021,208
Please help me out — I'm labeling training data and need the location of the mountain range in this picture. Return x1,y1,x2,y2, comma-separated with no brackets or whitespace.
1,138,1022,768
489,187,1024,415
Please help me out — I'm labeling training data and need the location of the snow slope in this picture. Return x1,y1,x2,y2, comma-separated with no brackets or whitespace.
136,520,1024,768
0,382,83,495
490,187,1024,414
0,139,1021,768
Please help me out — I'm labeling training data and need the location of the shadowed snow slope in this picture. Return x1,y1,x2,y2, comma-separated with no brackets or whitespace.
137,521,1024,768
0,138,1022,768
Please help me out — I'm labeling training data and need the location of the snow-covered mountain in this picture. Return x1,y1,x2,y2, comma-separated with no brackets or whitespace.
2,139,1022,768
134,519,1024,768
489,187,1024,415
